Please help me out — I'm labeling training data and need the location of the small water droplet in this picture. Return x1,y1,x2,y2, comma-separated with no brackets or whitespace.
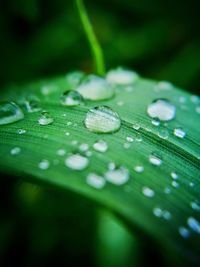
85,106,121,133
17,128,26,134
24,99,41,113
179,227,190,238
65,153,89,170
65,132,70,136
164,187,171,194
10,147,21,155
147,99,176,121
191,201,200,211
135,133,143,142
173,127,186,138
123,142,131,149
67,121,72,126
142,187,155,198
41,84,58,96
93,140,108,153
0,102,24,125
155,81,173,91
57,149,66,156
108,162,116,171
158,129,169,139
76,75,114,100
179,96,186,103
171,171,178,179
105,166,129,185
151,118,160,126
126,136,133,143
79,143,89,152
38,111,54,125
66,71,84,88
134,165,144,173
132,123,140,130
190,95,200,103
172,181,179,188
60,90,83,106
153,207,162,217
106,67,139,85
86,173,105,189
149,152,162,166
196,106,200,114
38,159,50,170
187,217,200,234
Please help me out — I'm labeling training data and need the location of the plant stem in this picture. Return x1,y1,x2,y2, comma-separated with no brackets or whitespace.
76,0,106,76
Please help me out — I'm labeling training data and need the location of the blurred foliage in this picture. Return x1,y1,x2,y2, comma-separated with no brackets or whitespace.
0,0,199,92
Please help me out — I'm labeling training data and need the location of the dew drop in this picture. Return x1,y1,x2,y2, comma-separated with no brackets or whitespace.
149,152,162,166
93,140,108,153
66,71,84,88
179,227,190,238
60,90,83,106
134,165,144,173
57,149,66,156
41,84,58,96
153,207,162,217
86,173,105,189
135,133,143,142
172,181,179,188
142,187,155,198
38,159,50,170
173,127,186,138
187,217,200,234
65,153,89,170
105,166,129,185
85,106,121,133
0,102,24,125
195,106,200,114
10,147,21,155
24,99,41,113
126,136,134,143
155,81,173,91
76,75,114,101
191,201,200,211
132,123,140,130
171,171,178,180
17,128,26,134
190,95,200,103
106,67,139,85
151,118,160,126
38,111,54,125
108,162,116,171
79,143,89,152
147,99,176,121
158,129,169,139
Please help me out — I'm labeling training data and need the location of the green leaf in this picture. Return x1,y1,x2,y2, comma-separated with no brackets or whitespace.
0,73,200,266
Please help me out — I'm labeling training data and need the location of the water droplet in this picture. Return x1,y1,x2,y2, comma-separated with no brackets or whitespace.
155,81,173,91
76,75,114,101
123,142,131,149
65,132,70,136
158,129,169,139
24,99,41,113
171,171,178,179
108,162,116,170
38,159,50,170
117,101,124,106
85,106,121,133
132,123,140,130
66,71,84,89
187,217,200,234
179,96,186,103
190,95,200,103
147,99,176,121
173,127,186,138
153,207,171,220
191,201,200,211
57,149,66,156
172,181,179,188
67,121,72,126
135,133,143,142
126,136,134,143
65,153,89,170
142,187,155,198
179,227,190,238
60,90,83,106
149,152,162,166
153,207,162,217
38,111,54,125
162,210,171,220
10,147,21,155
0,102,24,125
17,128,26,134
164,187,171,194
196,106,200,114
151,118,160,126
93,140,108,153
134,165,144,173
106,67,139,85
79,143,89,152
86,173,105,189
41,84,58,96
105,166,129,185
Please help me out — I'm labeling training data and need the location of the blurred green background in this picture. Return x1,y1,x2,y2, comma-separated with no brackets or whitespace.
0,0,199,266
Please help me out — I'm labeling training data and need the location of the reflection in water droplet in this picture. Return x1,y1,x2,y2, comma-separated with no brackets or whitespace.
38,159,50,170
187,217,200,234
93,140,108,153
173,127,186,138
77,75,114,100
38,111,54,125
65,153,89,170
85,106,121,133
106,67,139,85
147,99,176,121
0,102,24,125
149,152,162,166
142,187,155,198
151,118,160,126
60,90,83,106
86,173,105,189
105,166,129,185
134,165,144,173
179,227,190,238
10,147,21,155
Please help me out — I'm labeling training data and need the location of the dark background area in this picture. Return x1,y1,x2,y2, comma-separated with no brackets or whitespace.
0,0,199,93
0,0,199,266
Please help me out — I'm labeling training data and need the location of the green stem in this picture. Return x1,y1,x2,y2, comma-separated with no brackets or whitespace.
76,0,106,76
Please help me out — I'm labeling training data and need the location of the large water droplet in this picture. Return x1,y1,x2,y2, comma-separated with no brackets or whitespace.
173,127,186,138
105,166,129,185
60,90,83,106
106,67,139,85
86,173,105,189
65,153,89,170
38,111,54,125
24,98,41,113
85,106,121,133
76,75,114,101
147,99,176,121
149,152,162,166
93,140,108,153
0,102,24,125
